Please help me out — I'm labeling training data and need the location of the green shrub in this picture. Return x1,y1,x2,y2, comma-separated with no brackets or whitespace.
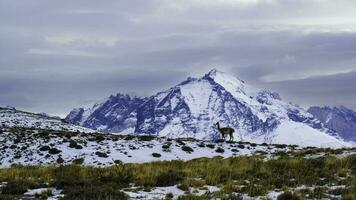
95,135,105,142
198,143,205,148
165,192,174,199
124,135,135,140
72,158,85,165
237,144,245,149
61,185,128,200
69,141,82,149
48,148,61,154
155,170,183,187
57,156,64,164
39,146,50,151
114,160,123,165
152,153,161,158
177,194,207,200
181,146,194,153
277,191,302,200
138,135,155,141
176,140,186,146
95,151,108,158
162,144,171,149
1,180,35,195
215,147,225,153
275,144,288,149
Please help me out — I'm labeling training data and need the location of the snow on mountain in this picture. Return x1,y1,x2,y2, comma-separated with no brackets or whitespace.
308,106,356,142
66,94,147,132
0,107,94,133
66,69,351,148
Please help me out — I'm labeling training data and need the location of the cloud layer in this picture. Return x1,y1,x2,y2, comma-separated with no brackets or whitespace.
1,0,356,116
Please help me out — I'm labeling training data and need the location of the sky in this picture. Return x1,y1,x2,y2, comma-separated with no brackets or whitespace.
1,0,356,117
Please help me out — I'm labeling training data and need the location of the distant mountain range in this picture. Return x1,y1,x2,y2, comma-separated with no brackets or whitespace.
65,69,351,148
308,106,356,142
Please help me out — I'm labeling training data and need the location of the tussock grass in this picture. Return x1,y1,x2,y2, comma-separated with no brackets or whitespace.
0,154,355,199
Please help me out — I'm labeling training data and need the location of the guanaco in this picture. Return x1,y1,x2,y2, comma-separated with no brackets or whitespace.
215,122,234,141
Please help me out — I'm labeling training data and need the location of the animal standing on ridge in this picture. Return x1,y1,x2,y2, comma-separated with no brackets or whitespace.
215,122,234,141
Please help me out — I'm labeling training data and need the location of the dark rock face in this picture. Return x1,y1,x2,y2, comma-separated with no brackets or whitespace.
308,106,356,142
65,94,147,133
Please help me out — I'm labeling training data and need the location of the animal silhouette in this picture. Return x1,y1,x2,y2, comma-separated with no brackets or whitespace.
215,122,234,141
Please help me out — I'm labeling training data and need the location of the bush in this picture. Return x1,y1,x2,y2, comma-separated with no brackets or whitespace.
72,158,85,165
198,143,205,148
176,140,186,146
138,135,155,141
206,144,215,149
69,141,83,149
61,185,128,200
152,153,161,158
95,135,105,142
39,145,51,151
177,194,205,200
277,191,302,200
155,170,183,187
275,144,288,149
111,136,119,141
237,144,245,149
162,144,171,149
124,135,135,140
181,146,194,153
95,151,108,158
165,192,174,199
48,148,61,154
231,149,239,153
57,156,65,164
215,147,225,153
1,180,34,195
177,183,189,191
114,160,123,165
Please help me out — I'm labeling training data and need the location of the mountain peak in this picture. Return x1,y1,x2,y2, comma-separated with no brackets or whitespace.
204,68,225,78
203,68,245,84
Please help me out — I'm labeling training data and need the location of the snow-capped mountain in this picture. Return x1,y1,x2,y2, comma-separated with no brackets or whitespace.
308,106,356,142
0,107,93,133
66,69,351,148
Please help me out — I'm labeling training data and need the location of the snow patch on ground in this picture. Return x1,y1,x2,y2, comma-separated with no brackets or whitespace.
122,185,220,199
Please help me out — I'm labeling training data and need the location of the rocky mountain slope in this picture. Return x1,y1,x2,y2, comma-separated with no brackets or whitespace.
308,106,356,142
66,69,350,148
0,107,93,133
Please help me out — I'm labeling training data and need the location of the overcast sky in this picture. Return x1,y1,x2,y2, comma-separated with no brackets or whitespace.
1,0,356,117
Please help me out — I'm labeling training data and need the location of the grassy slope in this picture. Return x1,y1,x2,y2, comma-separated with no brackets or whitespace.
0,154,355,199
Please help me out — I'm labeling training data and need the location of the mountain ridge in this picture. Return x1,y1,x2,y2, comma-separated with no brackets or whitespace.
308,106,356,142
65,69,351,148
0,106,94,133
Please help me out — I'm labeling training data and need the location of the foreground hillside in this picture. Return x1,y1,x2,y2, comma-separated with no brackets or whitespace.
1,127,356,199
1,127,355,168
0,153,355,199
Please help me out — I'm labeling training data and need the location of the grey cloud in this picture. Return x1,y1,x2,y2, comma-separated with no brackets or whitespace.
1,0,356,116
263,71,356,110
